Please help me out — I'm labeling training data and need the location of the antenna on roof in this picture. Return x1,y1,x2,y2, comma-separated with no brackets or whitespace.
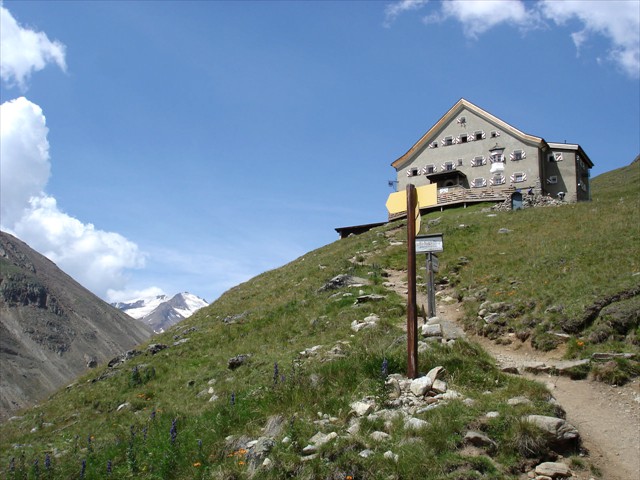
388,180,399,191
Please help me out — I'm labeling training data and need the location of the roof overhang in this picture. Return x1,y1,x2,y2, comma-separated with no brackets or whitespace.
547,142,594,168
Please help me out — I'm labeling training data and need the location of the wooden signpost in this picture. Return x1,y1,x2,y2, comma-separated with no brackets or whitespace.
406,184,419,379
398,185,444,379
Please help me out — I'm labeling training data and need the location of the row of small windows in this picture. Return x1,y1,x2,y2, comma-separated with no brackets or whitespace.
406,150,527,176
429,130,501,148
469,172,528,187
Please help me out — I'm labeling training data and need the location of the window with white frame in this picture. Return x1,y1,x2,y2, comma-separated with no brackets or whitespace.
472,156,485,167
511,172,526,183
443,136,454,146
443,161,455,171
474,130,485,140
510,149,526,161
472,177,486,188
457,158,463,166
490,130,500,138
457,116,466,125
429,141,438,149
548,152,563,162
546,175,558,184
459,133,469,143
491,174,506,185
490,152,505,163
424,164,436,174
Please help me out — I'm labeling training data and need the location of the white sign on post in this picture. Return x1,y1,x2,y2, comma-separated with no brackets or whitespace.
415,234,443,254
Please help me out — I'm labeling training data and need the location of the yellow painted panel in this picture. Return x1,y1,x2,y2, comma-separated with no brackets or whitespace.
385,190,407,214
385,184,437,215
416,184,437,207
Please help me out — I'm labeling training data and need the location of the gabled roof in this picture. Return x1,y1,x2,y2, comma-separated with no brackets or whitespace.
391,98,545,170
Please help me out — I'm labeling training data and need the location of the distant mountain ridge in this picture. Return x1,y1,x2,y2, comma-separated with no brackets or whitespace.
113,292,208,333
0,231,153,420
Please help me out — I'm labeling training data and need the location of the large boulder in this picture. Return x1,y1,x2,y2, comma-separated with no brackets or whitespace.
525,415,580,451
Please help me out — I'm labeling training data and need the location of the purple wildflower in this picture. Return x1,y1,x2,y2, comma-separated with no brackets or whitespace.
170,418,178,445
80,459,86,479
273,362,279,384
150,409,156,421
381,358,389,379
44,453,51,470
142,426,148,443
33,459,39,478
107,459,112,476
230,391,235,406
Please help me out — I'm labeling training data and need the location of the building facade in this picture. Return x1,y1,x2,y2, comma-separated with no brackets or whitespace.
390,99,593,214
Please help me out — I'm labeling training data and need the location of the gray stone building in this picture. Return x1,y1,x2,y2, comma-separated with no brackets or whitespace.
391,99,593,212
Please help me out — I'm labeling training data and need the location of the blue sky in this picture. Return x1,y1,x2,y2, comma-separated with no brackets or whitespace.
1,0,639,303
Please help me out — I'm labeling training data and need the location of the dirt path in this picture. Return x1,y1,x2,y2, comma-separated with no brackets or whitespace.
382,269,640,480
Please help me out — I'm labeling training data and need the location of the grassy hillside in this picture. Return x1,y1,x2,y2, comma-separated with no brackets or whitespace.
1,161,638,479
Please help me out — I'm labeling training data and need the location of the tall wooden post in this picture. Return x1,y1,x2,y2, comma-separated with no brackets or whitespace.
406,184,418,379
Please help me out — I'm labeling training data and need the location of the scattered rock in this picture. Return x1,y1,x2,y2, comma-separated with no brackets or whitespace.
409,376,433,397
228,354,250,370
355,294,386,304
318,274,370,292
534,461,572,478
464,430,497,450
370,431,390,442
147,343,168,355
524,415,580,451
350,401,374,417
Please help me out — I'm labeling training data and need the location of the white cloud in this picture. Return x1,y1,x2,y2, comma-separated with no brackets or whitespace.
0,4,67,90
0,97,51,226
107,286,166,304
0,97,146,299
387,0,640,77
384,0,430,27
432,0,531,38
539,0,640,78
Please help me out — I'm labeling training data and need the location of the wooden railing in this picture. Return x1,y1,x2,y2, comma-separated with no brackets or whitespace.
436,185,513,205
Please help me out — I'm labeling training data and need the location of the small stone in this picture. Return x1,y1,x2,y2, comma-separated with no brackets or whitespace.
409,376,433,396
426,365,445,384
464,430,497,450
422,323,443,337
404,417,429,430
383,450,399,462
534,461,571,478
308,431,338,447
370,431,390,442
262,458,272,468
432,379,447,394
350,401,374,417
508,396,532,406
359,449,374,458
116,402,130,412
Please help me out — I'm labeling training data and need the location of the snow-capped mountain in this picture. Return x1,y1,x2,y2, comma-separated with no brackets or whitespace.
113,292,208,333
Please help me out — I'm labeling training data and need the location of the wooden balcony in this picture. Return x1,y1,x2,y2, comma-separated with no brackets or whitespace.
436,185,514,207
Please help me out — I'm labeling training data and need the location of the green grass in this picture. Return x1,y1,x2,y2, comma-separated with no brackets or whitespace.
2,162,638,478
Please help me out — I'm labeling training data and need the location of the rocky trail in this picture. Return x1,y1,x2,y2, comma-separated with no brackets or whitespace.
382,268,640,480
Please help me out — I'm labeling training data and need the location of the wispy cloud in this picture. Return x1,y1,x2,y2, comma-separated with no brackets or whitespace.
384,0,430,28
385,0,640,78
539,0,640,78
0,5,67,90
